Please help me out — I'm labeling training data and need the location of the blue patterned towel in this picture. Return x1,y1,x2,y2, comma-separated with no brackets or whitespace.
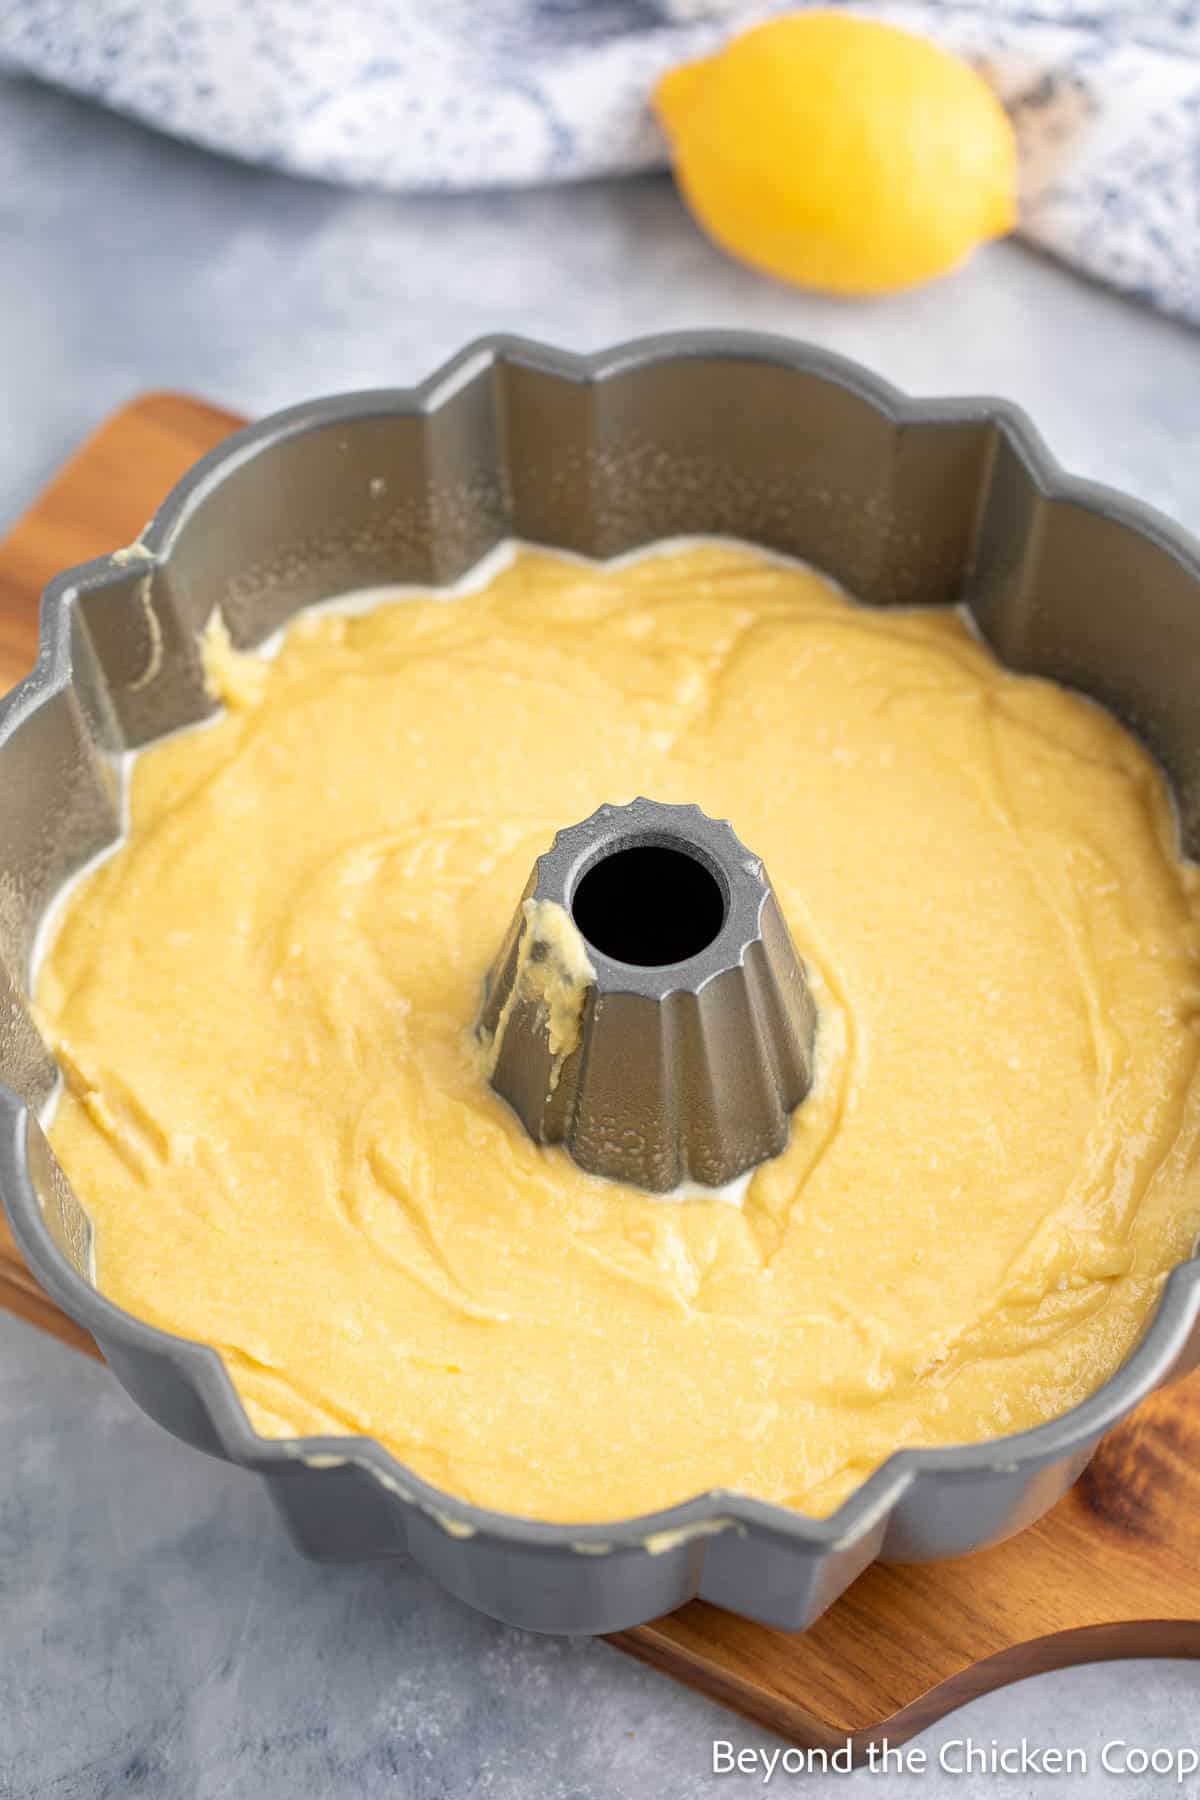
1,0,1196,323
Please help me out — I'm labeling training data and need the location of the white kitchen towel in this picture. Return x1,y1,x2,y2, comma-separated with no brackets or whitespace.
0,0,1196,323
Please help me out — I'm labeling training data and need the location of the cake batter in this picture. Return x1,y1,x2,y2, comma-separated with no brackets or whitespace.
36,543,1200,1521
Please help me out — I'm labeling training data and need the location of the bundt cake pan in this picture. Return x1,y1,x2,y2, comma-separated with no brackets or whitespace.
3,333,1200,1637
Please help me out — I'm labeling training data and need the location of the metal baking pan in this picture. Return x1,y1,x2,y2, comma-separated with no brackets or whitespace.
4,333,1200,1636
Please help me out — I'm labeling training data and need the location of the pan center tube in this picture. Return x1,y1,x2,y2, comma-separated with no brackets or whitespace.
571,840,726,967
477,798,816,1193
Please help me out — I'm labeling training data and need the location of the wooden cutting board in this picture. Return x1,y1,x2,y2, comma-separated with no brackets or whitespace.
3,394,1199,1758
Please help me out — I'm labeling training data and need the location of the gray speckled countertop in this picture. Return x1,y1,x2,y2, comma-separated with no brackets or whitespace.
2,71,1200,1800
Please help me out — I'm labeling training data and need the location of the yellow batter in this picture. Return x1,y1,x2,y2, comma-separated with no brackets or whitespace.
36,542,1200,1522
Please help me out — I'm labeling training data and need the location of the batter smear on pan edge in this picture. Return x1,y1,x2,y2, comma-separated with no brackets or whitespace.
36,542,1200,1522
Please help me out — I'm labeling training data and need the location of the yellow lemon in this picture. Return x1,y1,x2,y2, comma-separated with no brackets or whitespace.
655,11,1017,295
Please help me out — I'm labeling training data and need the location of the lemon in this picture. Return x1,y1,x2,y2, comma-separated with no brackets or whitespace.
654,11,1017,296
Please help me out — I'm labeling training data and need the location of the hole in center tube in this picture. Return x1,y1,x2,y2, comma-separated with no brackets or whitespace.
571,843,726,967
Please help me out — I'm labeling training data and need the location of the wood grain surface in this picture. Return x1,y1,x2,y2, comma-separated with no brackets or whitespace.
1,393,1197,1757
